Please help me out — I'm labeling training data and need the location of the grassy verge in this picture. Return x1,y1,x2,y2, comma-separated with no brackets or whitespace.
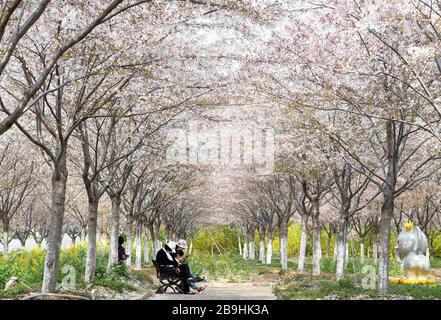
0,244,154,299
273,256,441,300
186,251,280,282
274,274,441,300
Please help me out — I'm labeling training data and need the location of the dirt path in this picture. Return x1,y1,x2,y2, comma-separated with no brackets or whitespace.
148,281,277,300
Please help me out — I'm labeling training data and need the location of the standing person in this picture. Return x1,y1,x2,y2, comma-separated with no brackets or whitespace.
118,235,129,262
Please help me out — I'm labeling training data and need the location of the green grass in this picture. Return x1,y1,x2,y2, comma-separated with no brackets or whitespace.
431,256,441,268
275,274,374,300
389,283,441,299
292,256,403,277
273,255,441,300
188,251,278,281
275,274,441,300
0,244,154,298
92,276,137,293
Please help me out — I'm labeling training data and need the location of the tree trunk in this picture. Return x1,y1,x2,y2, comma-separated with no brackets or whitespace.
345,240,349,262
149,224,156,259
327,230,331,257
154,222,161,257
259,231,265,264
19,238,26,248
248,229,255,260
243,229,248,259
125,218,133,269
394,243,401,262
335,219,348,281
2,220,9,255
372,232,378,263
80,229,86,242
42,166,68,293
279,221,288,270
266,234,273,265
360,236,365,264
107,195,121,272
367,238,371,258
85,199,98,283
189,240,193,255
298,216,308,271
378,196,393,294
377,119,397,295
312,211,321,276
135,225,142,269
238,229,242,256
144,230,150,265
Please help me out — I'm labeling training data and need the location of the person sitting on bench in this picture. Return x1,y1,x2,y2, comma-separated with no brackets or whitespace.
156,240,193,294
175,239,205,293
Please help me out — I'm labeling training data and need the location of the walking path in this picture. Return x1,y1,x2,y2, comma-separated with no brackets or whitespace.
148,281,277,300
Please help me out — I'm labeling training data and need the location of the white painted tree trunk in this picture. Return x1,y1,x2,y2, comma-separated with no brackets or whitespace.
345,241,349,262
151,242,156,259
373,235,378,264
377,122,397,295
280,234,288,270
312,227,321,275
248,237,255,260
155,239,161,256
259,234,265,264
243,231,248,259
107,196,121,273
333,238,338,261
80,229,86,243
238,231,242,256
297,217,308,271
378,212,392,294
135,225,142,269
125,220,133,269
312,216,322,276
360,238,365,264
143,234,150,265
154,222,161,256
335,227,346,281
2,230,8,255
394,243,401,262
42,168,68,293
266,237,273,265
149,225,156,260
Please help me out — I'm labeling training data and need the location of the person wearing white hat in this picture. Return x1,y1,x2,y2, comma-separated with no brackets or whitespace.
156,240,177,266
176,239,205,293
177,239,188,250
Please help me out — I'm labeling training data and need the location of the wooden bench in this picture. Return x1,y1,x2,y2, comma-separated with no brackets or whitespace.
152,260,183,294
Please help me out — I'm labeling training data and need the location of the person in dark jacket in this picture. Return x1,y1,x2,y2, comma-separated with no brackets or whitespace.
156,240,193,293
118,235,129,262
156,240,178,267
176,239,205,293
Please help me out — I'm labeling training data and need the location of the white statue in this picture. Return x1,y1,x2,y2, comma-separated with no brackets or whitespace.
396,221,430,280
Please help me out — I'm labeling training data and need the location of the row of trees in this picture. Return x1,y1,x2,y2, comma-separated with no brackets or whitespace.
228,0,441,295
236,173,441,278
2,0,441,298
0,0,245,293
